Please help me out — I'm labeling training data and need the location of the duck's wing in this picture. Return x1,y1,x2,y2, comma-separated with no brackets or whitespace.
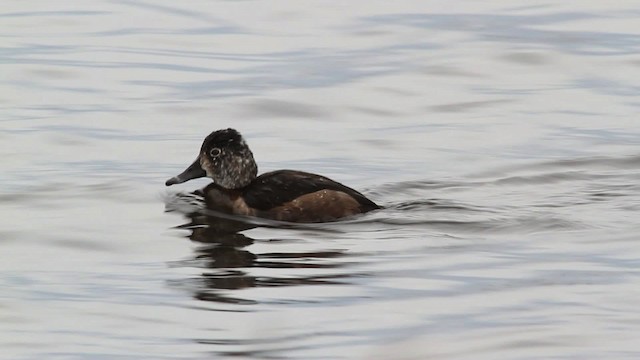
241,170,379,211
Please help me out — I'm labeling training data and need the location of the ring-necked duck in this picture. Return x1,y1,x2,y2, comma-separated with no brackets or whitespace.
165,128,380,223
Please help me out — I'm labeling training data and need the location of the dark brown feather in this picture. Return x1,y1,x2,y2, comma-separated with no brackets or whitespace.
241,170,380,213
262,189,364,222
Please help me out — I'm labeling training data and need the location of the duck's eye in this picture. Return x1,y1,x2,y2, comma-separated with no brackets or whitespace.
209,147,221,158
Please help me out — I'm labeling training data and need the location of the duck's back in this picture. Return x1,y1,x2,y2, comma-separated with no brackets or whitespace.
242,170,379,222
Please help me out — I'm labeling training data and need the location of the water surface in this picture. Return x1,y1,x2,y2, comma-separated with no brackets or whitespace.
2,1,640,359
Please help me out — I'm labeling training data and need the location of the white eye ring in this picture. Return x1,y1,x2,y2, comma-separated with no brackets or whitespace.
209,147,221,157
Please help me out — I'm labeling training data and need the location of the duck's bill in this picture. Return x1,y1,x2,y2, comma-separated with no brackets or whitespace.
165,158,206,186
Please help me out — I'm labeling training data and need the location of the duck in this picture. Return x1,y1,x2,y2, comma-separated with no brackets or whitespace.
165,128,380,223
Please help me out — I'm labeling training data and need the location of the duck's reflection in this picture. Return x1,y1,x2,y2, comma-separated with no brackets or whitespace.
173,212,352,305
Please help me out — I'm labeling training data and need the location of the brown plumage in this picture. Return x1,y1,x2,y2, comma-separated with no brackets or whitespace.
166,129,380,223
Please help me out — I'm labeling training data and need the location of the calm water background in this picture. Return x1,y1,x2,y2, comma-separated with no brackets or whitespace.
2,1,640,359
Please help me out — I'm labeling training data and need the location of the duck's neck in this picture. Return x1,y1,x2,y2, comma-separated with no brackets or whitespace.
205,153,257,189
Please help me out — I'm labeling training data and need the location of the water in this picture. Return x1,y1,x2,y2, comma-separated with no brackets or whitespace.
2,1,640,359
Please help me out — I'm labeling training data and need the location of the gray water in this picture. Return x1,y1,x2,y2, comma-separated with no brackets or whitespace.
2,1,640,359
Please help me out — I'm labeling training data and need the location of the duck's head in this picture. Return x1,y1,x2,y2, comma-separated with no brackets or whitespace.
165,128,258,189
